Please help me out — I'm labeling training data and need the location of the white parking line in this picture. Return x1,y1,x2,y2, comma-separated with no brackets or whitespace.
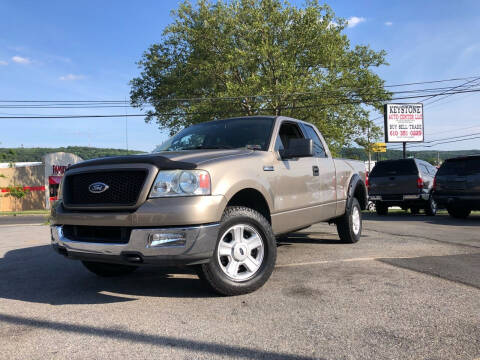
0,223,46,227
276,255,423,268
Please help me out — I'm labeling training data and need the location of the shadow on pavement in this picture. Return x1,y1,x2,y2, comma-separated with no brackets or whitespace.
379,253,480,289
0,245,215,305
277,231,342,246
363,212,480,226
0,313,320,360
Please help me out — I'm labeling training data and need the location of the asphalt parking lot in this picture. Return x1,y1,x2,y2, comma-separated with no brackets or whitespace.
0,213,479,360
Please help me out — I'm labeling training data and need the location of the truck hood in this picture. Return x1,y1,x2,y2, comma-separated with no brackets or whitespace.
68,149,253,171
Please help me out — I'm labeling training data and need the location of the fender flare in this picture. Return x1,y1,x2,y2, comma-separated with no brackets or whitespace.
346,174,368,211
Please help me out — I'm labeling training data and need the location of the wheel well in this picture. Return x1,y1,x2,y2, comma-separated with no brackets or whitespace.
353,182,367,210
227,189,271,223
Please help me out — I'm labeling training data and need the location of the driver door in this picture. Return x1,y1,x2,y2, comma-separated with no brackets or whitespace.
269,121,323,233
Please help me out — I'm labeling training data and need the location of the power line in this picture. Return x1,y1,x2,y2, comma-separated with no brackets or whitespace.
1,76,479,105
2,88,480,119
2,85,478,109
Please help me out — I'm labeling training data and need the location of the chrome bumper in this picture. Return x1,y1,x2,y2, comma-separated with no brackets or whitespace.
50,223,220,265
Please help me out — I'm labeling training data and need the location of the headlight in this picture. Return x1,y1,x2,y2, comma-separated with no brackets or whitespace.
149,170,211,198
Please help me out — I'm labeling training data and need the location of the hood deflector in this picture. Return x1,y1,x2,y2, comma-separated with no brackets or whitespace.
67,154,197,171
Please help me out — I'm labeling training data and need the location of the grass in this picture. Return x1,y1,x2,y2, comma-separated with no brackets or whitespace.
0,210,50,216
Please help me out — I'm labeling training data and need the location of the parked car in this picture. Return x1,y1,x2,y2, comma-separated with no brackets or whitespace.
433,155,480,218
50,116,367,295
368,158,437,216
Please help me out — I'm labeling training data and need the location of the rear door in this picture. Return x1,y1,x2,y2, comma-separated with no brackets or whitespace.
369,159,419,195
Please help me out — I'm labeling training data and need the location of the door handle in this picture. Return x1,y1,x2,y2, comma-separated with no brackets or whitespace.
312,166,319,176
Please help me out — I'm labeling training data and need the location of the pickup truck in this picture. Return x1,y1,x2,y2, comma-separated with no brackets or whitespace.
51,116,367,295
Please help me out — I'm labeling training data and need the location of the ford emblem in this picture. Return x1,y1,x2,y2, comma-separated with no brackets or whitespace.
88,182,109,194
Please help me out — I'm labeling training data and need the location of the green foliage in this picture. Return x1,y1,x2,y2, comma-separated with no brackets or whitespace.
340,147,480,165
0,147,144,163
130,0,391,155
4,185,29,200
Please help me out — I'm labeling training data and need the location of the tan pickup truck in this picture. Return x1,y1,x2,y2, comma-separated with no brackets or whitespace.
51,116,367,295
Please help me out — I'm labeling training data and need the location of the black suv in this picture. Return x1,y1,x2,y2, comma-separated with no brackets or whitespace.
368,158,437,216
433,155,480,218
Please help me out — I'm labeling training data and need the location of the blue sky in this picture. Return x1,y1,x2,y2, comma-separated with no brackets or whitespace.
1,0,479,152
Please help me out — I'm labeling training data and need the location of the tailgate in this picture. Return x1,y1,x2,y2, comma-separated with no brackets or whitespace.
369,174,419,195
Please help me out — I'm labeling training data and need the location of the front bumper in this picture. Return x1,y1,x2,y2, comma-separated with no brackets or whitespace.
51,223,220,266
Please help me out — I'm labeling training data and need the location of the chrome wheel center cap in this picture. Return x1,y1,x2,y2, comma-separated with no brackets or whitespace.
233,244,248,261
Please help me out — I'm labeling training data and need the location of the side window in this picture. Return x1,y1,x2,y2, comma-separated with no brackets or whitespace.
419,164,429,176
301,124,327,158
274,135,284,151
276,122,305,151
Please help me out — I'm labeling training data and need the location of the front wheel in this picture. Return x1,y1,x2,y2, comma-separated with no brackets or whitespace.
199,206,277,296
81,261,138,277
336,198,362,243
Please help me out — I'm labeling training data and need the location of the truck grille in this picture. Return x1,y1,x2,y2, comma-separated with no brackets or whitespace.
63,170,148,207
63,225,131,244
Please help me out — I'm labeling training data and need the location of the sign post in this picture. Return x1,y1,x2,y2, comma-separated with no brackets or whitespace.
384,103,424,158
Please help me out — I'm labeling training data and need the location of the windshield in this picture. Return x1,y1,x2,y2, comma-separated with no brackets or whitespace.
437,157,480,176
370,159,418,177
155,117,275,152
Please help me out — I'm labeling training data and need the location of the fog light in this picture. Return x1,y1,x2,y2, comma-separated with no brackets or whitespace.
147,232,186,248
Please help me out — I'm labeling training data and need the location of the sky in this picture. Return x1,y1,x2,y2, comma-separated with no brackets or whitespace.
0,0,479,152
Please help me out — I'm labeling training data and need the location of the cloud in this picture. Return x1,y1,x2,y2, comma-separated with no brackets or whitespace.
385,21,393,26
11,55,31,64
59,74,85,81
347,16,366,28
0,60,7,66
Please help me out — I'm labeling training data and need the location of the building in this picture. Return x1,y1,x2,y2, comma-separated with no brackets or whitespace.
0,152,83,211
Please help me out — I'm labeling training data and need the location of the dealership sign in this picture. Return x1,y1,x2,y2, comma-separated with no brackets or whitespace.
384,103,424,143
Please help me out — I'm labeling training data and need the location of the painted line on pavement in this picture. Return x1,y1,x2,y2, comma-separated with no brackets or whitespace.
0,223,46,228
276,255,428,268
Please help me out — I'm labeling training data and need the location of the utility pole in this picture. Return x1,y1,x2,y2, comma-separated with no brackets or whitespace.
125,96,129,154
403,142,406,159
367,122,371,172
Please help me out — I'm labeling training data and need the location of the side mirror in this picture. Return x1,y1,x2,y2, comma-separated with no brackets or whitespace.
279,138,314,159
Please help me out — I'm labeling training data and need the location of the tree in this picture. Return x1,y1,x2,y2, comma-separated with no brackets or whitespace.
130,0,391,155
3,185,29,214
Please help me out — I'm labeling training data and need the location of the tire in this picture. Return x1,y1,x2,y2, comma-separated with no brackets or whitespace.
367,202,376,212
376,203,388,216
81,261,138,277
336,198,362,243
199,206,276,296
425,197,437,216
447,206,471,219
410,207,420,215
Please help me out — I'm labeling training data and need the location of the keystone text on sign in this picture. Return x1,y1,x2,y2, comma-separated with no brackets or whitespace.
383,103,424,143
